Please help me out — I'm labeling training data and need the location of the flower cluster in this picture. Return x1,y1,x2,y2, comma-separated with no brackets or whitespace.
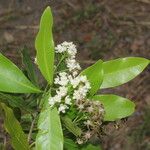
76,99,104,144
55,41,81,74
49,72,91,113
49,42,91,113
48,41,105,144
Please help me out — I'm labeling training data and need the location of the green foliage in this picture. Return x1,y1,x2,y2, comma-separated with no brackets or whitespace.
62,116,82,137
21,46,38,86
81,59,103,96
1,103,29,150
0,53,41,93
93,94,135,121
0,5,149,150
81,144,101,150
64,138,79,150
35,6,54,84
101,57,149,89
36,96,63,150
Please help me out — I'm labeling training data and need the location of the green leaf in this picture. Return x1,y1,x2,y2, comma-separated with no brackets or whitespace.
64,138,79,150
0,53,41,93
81,59,103,96
93,94,135,121
35,6,54,84
36,96,63,150
0,93,24,108
21,46,38,86
1,103,29,150
101,57,149,89
62,116,82,137
82,144,101,150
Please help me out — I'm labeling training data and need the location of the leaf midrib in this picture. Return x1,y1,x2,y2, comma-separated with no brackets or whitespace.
104,62,147,76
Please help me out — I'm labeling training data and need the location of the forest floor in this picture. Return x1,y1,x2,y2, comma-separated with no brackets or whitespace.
0,0,150,150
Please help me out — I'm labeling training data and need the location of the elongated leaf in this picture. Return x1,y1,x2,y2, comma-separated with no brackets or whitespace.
21,47,38,86
0,92,28,110
62,116,82,137
81,59,103,96
0,53,41,93
36,96,63,150
1,103,29,150
93,94,135,121
64,138,79,150
35,6,54,84
101,57,149,89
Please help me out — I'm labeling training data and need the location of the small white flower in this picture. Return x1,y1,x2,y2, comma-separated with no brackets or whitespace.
54,76,60,84
55,44,66,53
76,138,83,145
84,120,92,126
78,104,84,110
70,77,80,88
34,57,37,64
58,104,68,113
72,71,78,77
53,95,61,103
73,90,81,100
56,86,68,97
80,75,87,82
84,131,92,140
87,106,94,113
65,96,72,105
48,97,55,107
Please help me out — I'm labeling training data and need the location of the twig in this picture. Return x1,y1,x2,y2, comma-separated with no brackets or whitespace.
28,114,37,143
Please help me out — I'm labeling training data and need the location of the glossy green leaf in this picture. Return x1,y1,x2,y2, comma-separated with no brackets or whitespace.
64,138,79,150
81,59,103,96
101,57,149,89
93,94,135,121
0,54,41,93
82,144,101,150
21,47,38,86
35,6,54,84
36,96,63,150
1,103,29,150
62,116,82,137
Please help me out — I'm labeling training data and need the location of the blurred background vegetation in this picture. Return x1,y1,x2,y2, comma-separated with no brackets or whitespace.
0,0,149,149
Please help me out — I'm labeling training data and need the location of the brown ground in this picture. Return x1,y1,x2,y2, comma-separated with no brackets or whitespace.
0,0,150,150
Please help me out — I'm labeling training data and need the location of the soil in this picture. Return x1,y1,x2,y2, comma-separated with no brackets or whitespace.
0,0,150,150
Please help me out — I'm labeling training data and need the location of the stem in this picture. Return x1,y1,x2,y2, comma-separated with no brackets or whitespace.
28,114,37,143
29,142,35,148
55,54,66,72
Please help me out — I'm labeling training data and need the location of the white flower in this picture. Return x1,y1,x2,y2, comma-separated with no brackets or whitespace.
48,97,55,107
54,72,69,86
77,138,83,145
73,90,82,100
56,86,68,97
53,95,61,103
72,71,78,77
34,57,37,64
55,44,66,53
65,96,72,105
58,104,68,113
87,106,94,113
66,58,81,72
84,131,91,139
80,75,87,83
84,120,92,126
70,77,80,88
78,104,84,110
